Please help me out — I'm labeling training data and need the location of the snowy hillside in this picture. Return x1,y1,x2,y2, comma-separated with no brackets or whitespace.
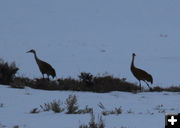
0,0,180,86
0,85,180,128
0,1,180,128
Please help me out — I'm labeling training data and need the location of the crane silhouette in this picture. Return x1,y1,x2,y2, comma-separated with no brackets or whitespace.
27,49,56,79
131,53,153,90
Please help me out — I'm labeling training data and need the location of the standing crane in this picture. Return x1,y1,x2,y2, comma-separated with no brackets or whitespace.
27,49,56,79
130,53,153,90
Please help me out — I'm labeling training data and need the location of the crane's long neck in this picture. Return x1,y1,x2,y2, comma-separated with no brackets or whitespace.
33,52,39,63
131,55,135,69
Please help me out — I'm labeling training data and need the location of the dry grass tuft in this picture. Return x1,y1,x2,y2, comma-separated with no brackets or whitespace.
65,94,78,114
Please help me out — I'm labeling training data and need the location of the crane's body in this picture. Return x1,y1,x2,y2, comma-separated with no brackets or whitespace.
131,53,153,90
27,49,56,79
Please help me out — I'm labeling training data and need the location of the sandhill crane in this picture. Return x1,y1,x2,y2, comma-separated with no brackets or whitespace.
131,53,153,90
27,49,56,79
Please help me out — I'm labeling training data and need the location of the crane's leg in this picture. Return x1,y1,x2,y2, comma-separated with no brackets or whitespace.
47,75,50,81
144,81,152,91
139,80,142,91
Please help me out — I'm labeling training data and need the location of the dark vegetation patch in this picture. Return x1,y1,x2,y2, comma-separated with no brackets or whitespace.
0,103,3,108
31,94,92,114
151,86,180,92
79,111,105,128
11,74,180,93
101,107,122,116
1,58,180,93
65,94,79,114
30,100,64,114
30,108,40,114
13,125,19,128
10,72,140,93
40,100,64,113
98,102,122,116
65,94,93,114
0,59,18,85
76,105,93,114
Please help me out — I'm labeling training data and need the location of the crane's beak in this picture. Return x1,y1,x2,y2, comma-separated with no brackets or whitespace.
26,50,31,53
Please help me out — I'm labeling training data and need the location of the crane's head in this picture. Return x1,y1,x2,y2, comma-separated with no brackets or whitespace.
132,53,136,57
26,49,36,54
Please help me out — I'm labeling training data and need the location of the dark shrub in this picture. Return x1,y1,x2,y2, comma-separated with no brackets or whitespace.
33,78,59,90
101,107,122,116
65,94,78,114
9,73,140,93
79,111,105,128
11,77,32,89
98,102,122,116
79,72,94,86
165,86,180,92
40,100,64,113
50,100,64,113
13,125,19,128
76,105,93,114
58,78,80,90
93,75,139,92
0,103,3,108
151,86,180,92
151,86,163,92
0,59,19,85
30,108,40,114
5,70,180,93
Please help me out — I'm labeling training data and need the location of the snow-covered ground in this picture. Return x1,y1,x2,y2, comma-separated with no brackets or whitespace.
0,1,180,127
0,85,180,128
0,0,180,86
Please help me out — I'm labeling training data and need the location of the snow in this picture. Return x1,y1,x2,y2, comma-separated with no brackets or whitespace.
0,1,180,127
0,0,180,86
0,85,180,128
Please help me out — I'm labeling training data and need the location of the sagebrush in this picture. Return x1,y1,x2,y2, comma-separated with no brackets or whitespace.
0,59,19,85
65,94,78,114
79,111,105,128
